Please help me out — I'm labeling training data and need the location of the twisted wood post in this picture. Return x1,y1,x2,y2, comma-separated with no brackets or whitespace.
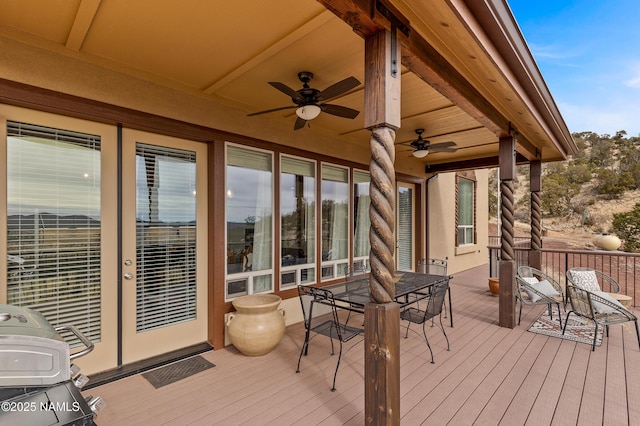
499,135,516,328
500,180,515,261
369,127,396,303
529,160,542,269
364,28,401,425
531,191,542,250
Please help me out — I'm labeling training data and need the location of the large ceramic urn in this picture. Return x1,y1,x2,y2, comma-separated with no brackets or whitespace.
226,294,285,356
593,234,622,251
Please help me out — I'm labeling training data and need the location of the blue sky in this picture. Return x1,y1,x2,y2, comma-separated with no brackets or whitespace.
507,0,640,137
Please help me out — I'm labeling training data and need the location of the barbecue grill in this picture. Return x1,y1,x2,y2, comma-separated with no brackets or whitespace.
0,304,105,425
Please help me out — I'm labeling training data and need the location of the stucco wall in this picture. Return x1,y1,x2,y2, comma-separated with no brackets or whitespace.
427,170,489,275
0,36,426,177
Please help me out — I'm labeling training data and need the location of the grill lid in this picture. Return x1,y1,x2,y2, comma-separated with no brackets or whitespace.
0,304,62,342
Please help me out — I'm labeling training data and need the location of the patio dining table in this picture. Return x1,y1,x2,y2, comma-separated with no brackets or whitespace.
313,271,453,326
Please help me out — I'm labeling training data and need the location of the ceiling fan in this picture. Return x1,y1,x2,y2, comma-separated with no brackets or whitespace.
247,71,361,130
399,129,458,158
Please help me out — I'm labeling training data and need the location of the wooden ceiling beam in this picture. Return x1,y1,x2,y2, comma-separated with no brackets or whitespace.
317,0,511,137
424,152,529,173
515,133,540,161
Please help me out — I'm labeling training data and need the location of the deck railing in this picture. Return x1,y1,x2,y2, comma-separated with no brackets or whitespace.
488,238,639,308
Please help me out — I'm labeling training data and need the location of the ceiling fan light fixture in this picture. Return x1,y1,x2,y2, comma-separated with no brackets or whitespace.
412,149,429,158
296,104,321,120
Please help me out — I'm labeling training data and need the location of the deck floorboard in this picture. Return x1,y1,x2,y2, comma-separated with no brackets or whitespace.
87,264,640,425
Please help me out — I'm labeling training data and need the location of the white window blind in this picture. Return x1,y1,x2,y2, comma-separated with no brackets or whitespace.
227,145,271,171
322,164,349,182
397,186,413,271
282,156,315,177
136,143,197,332
6,121,102,346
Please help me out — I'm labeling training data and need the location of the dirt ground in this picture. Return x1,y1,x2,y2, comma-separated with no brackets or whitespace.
488,220,598,251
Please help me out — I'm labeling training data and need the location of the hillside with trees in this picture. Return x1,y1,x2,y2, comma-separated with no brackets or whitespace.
489,131,640,253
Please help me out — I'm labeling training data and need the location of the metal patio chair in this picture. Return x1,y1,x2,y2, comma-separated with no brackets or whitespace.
400,279,450,363
296,285,363,391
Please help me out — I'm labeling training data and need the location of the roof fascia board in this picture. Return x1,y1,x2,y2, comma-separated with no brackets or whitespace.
460,0,576,157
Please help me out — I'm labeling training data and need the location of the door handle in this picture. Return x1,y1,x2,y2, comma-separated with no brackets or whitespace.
124,273,133,280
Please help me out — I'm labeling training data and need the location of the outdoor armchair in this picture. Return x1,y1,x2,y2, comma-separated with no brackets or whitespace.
516,266,564,328
564,283,640,351
296,285,363,391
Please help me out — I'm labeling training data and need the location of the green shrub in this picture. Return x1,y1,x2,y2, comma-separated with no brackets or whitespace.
612,203,640,253
595,169,635,199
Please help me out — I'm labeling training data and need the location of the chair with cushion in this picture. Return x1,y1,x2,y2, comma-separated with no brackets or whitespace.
566,267,620,294
564,283,640,351
296,285,363,391
400,279,450,363
516,266,564,328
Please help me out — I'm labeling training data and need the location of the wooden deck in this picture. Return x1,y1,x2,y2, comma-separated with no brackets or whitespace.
87,264,640,425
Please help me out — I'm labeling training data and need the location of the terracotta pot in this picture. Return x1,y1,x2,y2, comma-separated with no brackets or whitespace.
593,234,621,251
488,278,500,296
227,294,285,356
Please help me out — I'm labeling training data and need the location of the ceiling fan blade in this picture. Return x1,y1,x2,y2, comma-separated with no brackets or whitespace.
294,116,307,130
321,104,360,119
317,77,361,101
428,147,458,153
268,82,304,102
428,141,457,150
246,105,297,116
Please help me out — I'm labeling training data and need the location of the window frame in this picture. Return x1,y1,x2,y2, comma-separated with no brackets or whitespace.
353,169,371,271
320,162,350,282
456,174,477,247
224,142,275,300
279,154,317,290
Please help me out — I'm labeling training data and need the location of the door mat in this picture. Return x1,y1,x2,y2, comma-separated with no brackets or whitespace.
528,310,603,347
142,356,215,389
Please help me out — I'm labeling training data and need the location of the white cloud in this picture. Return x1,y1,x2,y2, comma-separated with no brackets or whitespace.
528,43,584,63
623,63,640,88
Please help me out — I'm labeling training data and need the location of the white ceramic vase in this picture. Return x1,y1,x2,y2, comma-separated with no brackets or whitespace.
226,294,285,356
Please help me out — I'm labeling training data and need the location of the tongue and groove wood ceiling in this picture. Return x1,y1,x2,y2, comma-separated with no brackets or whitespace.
0,0,575,169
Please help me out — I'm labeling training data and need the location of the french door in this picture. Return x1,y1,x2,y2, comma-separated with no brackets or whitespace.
2,106,208,373
121,129,207,364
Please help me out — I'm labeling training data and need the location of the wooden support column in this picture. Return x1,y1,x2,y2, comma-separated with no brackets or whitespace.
529,160,542,270
364,28,401,425
499,135,516,328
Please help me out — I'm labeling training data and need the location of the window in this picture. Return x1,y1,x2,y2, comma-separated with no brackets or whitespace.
457,177,475,245
280,156,316,288
226,145,273,298
353,170,370,270
321,164,349,280
397,183,414,271
6,121,102,346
